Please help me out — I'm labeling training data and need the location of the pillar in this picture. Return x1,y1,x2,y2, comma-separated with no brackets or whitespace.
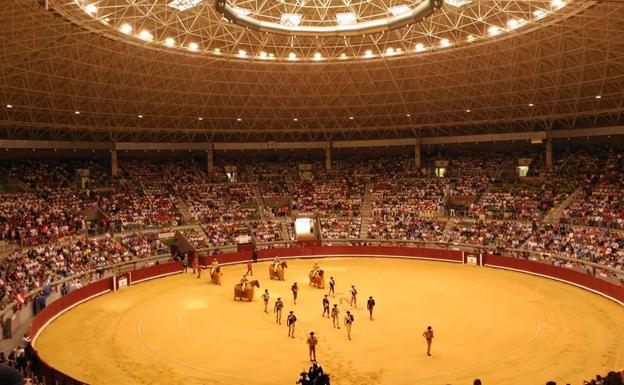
414,143,421,169
545,139,553,169
325,145,332,171
110,149,118,178
207,148,214,174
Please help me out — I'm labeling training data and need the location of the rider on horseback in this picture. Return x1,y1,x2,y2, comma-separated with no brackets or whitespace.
311,262,320,278
240,273,249,293
272,256,281,271
210,258,219,275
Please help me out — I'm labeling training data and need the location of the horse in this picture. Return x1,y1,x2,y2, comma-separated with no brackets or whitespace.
309,269,325,289
269,261,288,280
234,280,260,301
210,266,222,285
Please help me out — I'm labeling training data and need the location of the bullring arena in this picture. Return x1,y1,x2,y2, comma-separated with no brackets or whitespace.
32,257,624,385
2,0,624,384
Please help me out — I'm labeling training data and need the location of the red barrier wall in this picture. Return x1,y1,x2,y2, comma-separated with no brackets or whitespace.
131,261,183,283
29,277,114,339
483,254,624,303
257,245,463,262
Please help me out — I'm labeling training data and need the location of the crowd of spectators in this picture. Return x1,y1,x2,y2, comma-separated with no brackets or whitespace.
321,216,361,240
181,183,258,223
443,220,533,249
0,233,169,309
368,218,445,241
178,228,210,249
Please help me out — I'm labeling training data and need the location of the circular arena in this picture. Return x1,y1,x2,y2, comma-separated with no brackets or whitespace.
33,258,624,385
1,0,624,384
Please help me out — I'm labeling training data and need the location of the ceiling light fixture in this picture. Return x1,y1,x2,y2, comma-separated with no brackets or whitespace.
164,38,176,47
119,23,133,34
188,42,199,51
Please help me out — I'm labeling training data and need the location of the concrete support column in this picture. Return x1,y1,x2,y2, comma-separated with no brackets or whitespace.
414,143,421,169
110,149,118,178
325,145,332,171
207,148,214,174
545,139,553,169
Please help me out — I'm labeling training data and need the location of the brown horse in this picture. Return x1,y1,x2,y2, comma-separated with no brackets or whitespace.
309,269,325,289
234,280,260,301
269,261,288,281
210,266,222,285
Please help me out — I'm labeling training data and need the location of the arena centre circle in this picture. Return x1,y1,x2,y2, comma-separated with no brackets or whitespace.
34,257,624,385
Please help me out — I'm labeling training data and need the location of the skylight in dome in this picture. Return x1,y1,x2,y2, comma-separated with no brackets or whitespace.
280,13,303,27
336,12,357,25
168,0,203,11
388,5,410,16
444,0,471,7
231,6,251,16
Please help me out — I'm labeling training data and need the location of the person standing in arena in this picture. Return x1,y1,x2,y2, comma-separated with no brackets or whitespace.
331,304,340,329
291,282,299,305
322,295,330,318
246,260,253,276
196,263,202,279
344,310,355,340
328,276,335,297
274,297,284,324
306,331,318,361
261,289,270,313
287,311,297,338
350,285,357,308
423,326,434,356
367,296,376,320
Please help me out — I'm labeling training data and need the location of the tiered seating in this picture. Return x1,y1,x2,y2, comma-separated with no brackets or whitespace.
202,222,236,247
249,220,285,243
321,217,361,239
179,228,210,249
180,183,258,223
443,220,533,249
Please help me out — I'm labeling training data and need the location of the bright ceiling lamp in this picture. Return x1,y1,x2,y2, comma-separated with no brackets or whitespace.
138,30,153,41
364,50,373,58
507,19,519,29
168,0,203,11
119,23,132,34
415,43,425,52
388,5,410,16
281,13,303,27
340,53,347,59
445,0,471,7
533,9,546,18
259,51,268,59
386,47,395,55
231,6,251,16
488,25,500,36
313,52,322,61
336,12,356,25
551,0,566,9
288,52,297,60
164,37,176,47
467,34,475,42
440,38,450,47
84,3,97,15
188,42,199,51
238,49,247,57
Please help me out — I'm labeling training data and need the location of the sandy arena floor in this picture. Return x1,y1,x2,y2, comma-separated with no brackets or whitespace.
35,258,624,385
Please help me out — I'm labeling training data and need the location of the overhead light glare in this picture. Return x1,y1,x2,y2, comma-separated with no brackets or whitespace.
467,34,475,42
164,38,176,47
188,42,199,51
198,117,203,121
551,0,565,9
138,115,143,118
488,26,500,36
445,0,471,7
288,52,297,60
364,50,373,58
74,111,80,115
119,23,133,34
386,47,395,55
237,118,242,121
259,51,268,59
293,118,298,121
595,95,602,99
238,49,247,57
440,38,450,47
415,43,425,52
533,9,546,17
138,30,153,41
84,4,97,15
340,53,347,59
528,103,534,107
349,116,354,120
6,104,13,109
313,52,322,61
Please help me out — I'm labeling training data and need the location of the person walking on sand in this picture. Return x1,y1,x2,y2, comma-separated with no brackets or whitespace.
423,326,434,356
328,276,335,297
306,332,318,361
367,296,375,320
344,311,355,340
261,289,270,314
349,285,357,308
287,311,297,338
291,282,299,305
274,297,284,324
331,304,341,329
322,295,330,318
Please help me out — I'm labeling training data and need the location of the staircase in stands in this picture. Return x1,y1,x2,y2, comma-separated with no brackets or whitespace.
359,182,375,239
543,186,582,224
